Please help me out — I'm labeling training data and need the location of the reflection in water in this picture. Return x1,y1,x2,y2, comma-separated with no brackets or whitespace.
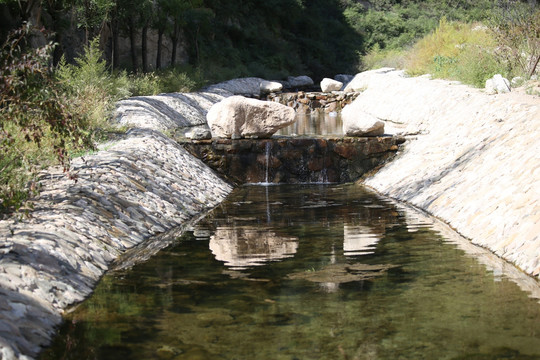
277,111,343,136
209,226,298,269
343,225,381,256
42,184,540,360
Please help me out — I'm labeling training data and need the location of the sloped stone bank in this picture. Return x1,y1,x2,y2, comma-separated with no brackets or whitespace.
0,129,232,359
356,69,540,278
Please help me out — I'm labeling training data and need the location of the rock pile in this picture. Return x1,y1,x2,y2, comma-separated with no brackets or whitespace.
267,91,360,113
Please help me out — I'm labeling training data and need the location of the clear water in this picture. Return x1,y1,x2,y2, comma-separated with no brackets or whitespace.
41,184,540,360
277,112,343,136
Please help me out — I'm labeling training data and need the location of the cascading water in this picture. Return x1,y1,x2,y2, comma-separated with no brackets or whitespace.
264,141,271,185
319,146,329,184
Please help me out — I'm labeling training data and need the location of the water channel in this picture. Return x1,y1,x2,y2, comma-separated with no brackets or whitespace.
41,184,540,360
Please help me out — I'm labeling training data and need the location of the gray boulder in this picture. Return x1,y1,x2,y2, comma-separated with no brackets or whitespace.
185,126,212,140
204,77,285,96
204,77,265,96
287,75,314,88
320,78,344,92
207,96,296,139
334,74,354,89
344,68,398,92
114,92,227,132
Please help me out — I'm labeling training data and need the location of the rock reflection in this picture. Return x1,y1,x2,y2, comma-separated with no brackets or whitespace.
343,225,382,256
209,226,298,269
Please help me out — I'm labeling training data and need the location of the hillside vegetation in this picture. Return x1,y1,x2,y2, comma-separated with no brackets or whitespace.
1,0,539,215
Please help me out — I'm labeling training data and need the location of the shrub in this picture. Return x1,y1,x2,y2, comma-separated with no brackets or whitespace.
0,24,92,216
404,18,506,87
155,66,202,93
361,44,408,71
56,37,131,136
490,1,540,79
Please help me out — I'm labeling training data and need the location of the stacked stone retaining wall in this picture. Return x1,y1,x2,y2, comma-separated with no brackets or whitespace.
267,91,360,113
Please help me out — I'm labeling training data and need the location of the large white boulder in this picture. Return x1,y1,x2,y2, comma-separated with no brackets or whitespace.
320,78,343,92
485,74,511,94
342,100,385,136
344,68,400,92
207,96,296,139
260,80,283,94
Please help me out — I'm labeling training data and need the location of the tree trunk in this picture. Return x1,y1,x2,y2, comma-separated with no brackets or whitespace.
156,28,163,69
111,19,119,69
129,21,138,72
142,25,148,73
171,21,179,65
194,26,200,65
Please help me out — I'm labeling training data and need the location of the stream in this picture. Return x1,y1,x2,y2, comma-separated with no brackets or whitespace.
41,184,540,360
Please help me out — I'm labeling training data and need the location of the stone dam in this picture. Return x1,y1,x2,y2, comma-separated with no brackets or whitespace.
179,136,403,185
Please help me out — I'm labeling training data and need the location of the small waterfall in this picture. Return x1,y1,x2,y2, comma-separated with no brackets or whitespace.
318,145,329,184
319,168,329,184
264,142,271,185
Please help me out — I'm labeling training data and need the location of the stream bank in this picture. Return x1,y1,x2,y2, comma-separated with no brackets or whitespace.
357,68,540,278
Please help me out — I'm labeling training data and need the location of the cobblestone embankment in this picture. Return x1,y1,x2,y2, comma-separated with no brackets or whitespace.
357,69,540,278
0,80,243,360
0,127,232,359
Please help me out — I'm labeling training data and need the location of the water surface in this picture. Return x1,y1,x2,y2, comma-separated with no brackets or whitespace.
42,184,540,360
277,112,343,136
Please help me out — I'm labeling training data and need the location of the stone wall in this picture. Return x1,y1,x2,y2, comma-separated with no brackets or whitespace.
355,69,540,279
180,136,403,185
267,91,360,113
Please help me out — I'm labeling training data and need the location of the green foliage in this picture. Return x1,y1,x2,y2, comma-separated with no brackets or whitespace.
0,24,93,215
490,0,540,78
344,0,496,53
362,43,408,70
195,0,361,80
404,18,506,87
128,66,203,95
56,37,129,134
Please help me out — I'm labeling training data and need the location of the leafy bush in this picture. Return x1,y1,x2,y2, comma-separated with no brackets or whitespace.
56,37,131,135
404,18,505,87
154,66,202,94
452,42,503,87
490,1,540,79
361,44,408,70
0,24,92,216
